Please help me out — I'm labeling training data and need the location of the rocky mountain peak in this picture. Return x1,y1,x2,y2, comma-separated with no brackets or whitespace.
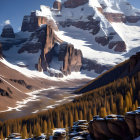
1,24,15,38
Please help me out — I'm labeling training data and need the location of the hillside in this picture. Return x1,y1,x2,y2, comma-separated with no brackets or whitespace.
76,52,140,94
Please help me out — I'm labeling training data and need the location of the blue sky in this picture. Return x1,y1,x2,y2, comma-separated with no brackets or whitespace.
0,0,140,33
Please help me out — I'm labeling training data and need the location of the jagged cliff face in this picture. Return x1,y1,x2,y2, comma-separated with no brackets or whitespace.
1,0,140,79
20,10,82,77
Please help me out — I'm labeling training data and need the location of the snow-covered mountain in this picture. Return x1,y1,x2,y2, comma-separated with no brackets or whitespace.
0,0,140,79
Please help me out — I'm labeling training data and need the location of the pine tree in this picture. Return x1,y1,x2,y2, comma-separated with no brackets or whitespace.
56,112,60,128
0,131,3,140
6,125,10,138
83,105,87,120
43,120,47,134
131,77,136,90
87,109,92,121
68,112,73,127
74,109,78,122
118,94,124,114
124,106,127,114
64,112,68,128
110,93,114,111
93,107,97,116
125,94,130,111
106,101,111,115
132,104,136,111
36,123,41,137
135,100,138,109
47,119,51,131
29,124,32,138
60,120,64,128
79,110,83,120
99,107,107,118
21,125,28,139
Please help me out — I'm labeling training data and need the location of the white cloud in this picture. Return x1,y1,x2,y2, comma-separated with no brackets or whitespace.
0,20,11,27
4,20,11,25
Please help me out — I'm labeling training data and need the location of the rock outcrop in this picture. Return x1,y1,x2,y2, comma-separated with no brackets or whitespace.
129,52,140,72
53,0,62,11
103,12,126,23
21,12,44,32
60,16,100,35
109,41,126,52
89,109,140,140
1,25,15,38
37,25,57,71
59,43,82,75
64,0,89,8
21,10,58,32
126,16,140,23
0,88,10,97
34,25,82,76
82,58,111,73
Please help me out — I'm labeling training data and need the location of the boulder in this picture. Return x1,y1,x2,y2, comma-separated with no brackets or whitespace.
107,119,131,140
1,24,15,38
64,0,89,8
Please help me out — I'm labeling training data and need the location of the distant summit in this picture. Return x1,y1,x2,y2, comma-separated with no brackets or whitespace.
1,24,15,38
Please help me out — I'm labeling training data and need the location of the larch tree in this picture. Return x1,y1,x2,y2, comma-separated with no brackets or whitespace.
87,109,92,121
68,112,73,127
118,94,124,114
99,107,107,118
74,109,78,122
36,123,41,137
0,131,3,140
21,125,28,139
56,112,60,128
79,110,83,120
43,120,47,134
6,125,10,138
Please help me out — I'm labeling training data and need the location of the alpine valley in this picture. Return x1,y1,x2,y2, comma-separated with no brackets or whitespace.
0,0,140,139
